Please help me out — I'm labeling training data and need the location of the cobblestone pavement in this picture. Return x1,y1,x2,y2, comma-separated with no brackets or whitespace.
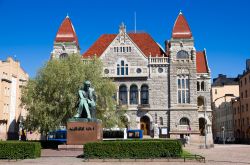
0,144,250,165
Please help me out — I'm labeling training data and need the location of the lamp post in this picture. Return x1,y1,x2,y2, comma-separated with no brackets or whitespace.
221,126,225,144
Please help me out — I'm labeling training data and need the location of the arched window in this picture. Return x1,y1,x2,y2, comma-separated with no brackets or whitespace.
59,53,68,59
180,117,190,125
197,96,205,107
121,61,125,75
159,117,163,125
117,64,120,75
201,81,205,91
177,50,189,59
197,82,200,91
177,75,190,104
130,85,138,104
141,85,149,104
125,64,128,75
117,61,128,75
119,85,127,105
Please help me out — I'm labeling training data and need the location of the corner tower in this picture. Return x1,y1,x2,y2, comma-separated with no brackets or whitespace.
168,12,200,140
51,15,80,59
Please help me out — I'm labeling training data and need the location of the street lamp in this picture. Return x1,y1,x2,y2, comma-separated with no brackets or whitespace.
221,126,225,144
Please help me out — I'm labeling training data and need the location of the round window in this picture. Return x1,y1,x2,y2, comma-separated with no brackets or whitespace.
104,69,109,74
136,68,142,73
158,67,163,73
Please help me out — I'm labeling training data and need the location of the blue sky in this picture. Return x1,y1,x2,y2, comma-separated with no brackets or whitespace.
0,0,250,79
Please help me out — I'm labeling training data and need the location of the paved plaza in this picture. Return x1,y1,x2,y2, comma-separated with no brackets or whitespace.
0,144,250,165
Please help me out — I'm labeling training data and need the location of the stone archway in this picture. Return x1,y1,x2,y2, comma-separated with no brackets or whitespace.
140,116,150,135
199,118,206,136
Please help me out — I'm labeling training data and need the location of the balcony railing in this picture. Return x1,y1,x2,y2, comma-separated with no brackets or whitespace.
149,56,169,65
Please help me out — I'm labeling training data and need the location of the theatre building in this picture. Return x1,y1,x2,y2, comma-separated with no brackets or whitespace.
51,12,213,144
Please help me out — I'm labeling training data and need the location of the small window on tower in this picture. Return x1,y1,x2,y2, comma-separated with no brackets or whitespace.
176,50,189,59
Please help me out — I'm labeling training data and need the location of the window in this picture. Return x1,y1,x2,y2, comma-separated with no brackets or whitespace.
141,85,149,104
119,85,127,105
215,89,217,94
104,69,109,74
117,64,120,75
197,82,200,91
176,50,189,59
177,75,190,104
117,61,128,76
114,46,132,53
245,77,247,85
130,85,138,104
159,117,163,125
180,117,190,125
201,81,205,91
59,53,68,59
136,68,142,73
158,67,163,73
242,105,244,112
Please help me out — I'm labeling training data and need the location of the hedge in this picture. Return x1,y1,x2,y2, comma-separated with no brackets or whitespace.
0,141,41,159
84,140,182,159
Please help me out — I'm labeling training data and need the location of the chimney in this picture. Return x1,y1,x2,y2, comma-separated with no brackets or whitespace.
246,59,250,71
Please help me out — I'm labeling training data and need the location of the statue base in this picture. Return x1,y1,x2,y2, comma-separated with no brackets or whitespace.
67,118,102,145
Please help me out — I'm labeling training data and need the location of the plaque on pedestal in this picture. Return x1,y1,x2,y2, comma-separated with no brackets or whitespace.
67,118,102,145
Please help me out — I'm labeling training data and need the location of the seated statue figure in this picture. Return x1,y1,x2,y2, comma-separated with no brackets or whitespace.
74,81,96,119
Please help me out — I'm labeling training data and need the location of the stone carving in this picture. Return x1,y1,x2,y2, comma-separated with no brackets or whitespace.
177,68,189,75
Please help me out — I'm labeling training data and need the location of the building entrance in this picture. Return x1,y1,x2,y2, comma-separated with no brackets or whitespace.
140,116,150,135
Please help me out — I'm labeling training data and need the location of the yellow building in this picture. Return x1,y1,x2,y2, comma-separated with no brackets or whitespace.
211,74,239,143
0,57,29,140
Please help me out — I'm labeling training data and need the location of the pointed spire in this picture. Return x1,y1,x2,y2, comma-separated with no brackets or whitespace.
55,16,79,46
172,12,192,39
66,13,69,18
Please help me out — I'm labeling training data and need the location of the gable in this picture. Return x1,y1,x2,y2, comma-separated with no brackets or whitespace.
82,33,166,58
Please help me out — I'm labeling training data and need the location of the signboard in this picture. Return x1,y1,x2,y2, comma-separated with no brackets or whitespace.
161,127,168,135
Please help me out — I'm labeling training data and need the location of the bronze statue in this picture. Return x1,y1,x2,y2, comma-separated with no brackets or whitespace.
74,81,96,119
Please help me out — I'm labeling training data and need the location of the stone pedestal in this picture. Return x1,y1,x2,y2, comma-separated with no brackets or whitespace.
67,118,102,145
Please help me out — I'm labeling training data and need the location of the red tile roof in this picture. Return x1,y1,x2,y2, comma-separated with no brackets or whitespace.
128,33,166,57
55,16,79,46
82,33,166,58
196,51,209,73
172,12,192,39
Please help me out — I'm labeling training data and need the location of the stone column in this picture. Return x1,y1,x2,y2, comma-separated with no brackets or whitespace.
127,90,130,105
138,89,141,105
117,90,119,105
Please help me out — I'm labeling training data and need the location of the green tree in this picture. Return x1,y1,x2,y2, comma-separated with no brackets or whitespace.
21,54,121,134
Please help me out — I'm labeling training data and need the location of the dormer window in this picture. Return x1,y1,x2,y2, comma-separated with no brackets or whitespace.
177,50,189,59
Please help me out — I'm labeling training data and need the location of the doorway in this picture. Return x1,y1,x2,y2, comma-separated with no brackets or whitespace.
140,116,150,135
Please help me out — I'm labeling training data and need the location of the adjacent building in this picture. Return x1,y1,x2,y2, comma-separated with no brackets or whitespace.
211,74,239,142
51,12,213,144
0,57,29,140
232,59,250,143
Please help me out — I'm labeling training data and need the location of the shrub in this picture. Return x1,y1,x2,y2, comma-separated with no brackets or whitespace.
0,141,41,159
103,130,124,138
84,140,182,159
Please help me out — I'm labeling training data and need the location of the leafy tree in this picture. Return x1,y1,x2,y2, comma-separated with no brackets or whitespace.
21,54,122,134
